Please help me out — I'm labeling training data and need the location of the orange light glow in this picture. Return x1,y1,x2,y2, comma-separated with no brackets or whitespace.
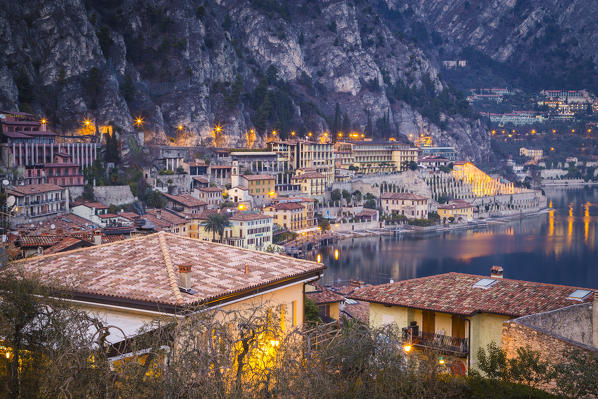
41,118,47,124
178,125,183,131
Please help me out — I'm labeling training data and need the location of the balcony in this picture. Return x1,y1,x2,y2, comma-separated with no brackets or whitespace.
402,327,469,356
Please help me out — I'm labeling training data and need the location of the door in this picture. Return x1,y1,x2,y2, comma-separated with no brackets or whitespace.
451,316,465,339
422,311,435,335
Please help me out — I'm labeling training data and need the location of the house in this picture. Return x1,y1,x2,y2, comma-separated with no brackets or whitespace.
162,193,207,214
264,202,306,231
208,165,232,186
227,186,251,204
6,183,69,226
437,200,474,223
188,160,208,176
291,169,325,198
71,201,110,226
10,232,325,345
225,212,273,251
418,156,450,171
43,152,84,187
194,186,224,209
349,270,595,373
238,174,276,204
137,208,190,235
191,176,209,190
380,192,428,219
305,284,345,322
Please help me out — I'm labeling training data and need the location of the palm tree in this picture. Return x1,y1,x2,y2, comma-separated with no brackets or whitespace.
204,213,231,243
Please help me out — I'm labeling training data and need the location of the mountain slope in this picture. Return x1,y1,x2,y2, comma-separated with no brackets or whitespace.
0,0,490,161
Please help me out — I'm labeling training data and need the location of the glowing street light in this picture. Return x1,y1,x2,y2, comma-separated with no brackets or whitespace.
308,132,312,137
41,118,47,125
268,191,276,197
338,132,343,138
291,131,296,136
238,203,246,211
402,344,412,353
552,129,556,134
178,124,184,131
271,130,277,136
134,116,143,127
250,128,255,134
84,119,91,127
531,129,536,134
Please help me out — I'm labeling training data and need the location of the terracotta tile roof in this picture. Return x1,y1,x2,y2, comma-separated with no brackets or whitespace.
209,165,231,169
141,209,188,230
118,212,140,220
342,301,370,324
349,272,596,317
380,192,428,201
242,174,276,181
306,287,345,304
16,214,97,233
44,237,91,255
355,209,377,217
162,193,207,208
188,161,207,167
17,235,63,248
72,201,109,209
419,156,449,162
270,202,304,211
292,172,325,180
229,212,272,221
198,186,224,192
7,183,64,196
192,176,209,183
98,213,118,219
12,232,325,310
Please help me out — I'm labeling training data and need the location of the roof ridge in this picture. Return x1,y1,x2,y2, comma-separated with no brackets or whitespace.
158,231,184,305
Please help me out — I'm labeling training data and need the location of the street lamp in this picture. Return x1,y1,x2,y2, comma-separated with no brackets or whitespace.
215,124,222,133
178,124,184,131
41,118,47,125
402,344,412,353
134,116,143,127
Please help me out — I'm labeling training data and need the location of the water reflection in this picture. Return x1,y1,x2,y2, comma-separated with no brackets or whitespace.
315,187,598,289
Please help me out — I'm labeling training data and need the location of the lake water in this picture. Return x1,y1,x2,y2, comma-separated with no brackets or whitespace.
314,186,598,289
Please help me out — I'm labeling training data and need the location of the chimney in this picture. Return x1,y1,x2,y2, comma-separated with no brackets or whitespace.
490,266,503,279
179,264,192,291
93,230,102,245
593,291,598,349
244,265,249,275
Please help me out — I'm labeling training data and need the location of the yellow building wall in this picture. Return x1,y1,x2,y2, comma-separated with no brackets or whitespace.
435,312,452,335
469,313,510,370
329,302,340,320
219,282,306,329
369,303,409,328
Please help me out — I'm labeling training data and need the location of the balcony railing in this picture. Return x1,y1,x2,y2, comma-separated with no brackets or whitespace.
402,328,468,356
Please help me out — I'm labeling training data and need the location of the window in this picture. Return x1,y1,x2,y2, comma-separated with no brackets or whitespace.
291,300,297,326
473,279,498,289
567,289,592,301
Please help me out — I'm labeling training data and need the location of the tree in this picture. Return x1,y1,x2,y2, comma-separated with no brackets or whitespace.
553,348,598,398
352,190,362,203
204,214,231,242
331,189,341,202
341,189,351,204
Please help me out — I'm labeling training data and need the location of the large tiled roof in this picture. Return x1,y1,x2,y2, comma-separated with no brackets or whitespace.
229,212,272,221
438,200,473,210
380,192,428,201
7,183,64,196
12,232,324,310
270,202,304,211
162,193,207,208
306,286,345,304
242,174,276,181
72,201,109,209
349,273,595,317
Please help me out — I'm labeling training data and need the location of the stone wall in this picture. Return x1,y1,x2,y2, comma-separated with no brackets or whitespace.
93,185,135,206
502,303,597,393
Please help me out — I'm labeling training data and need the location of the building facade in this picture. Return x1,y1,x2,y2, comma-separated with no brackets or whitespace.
380,192,429,219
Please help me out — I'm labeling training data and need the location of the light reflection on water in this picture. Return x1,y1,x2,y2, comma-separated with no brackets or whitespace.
314,187,598,289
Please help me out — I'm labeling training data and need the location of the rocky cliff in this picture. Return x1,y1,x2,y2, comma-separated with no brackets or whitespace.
0,0,493,160
385,0,598,91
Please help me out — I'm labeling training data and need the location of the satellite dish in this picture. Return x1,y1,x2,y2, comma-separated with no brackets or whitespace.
6,196,15,208
2,179,9,186
50,224,56,230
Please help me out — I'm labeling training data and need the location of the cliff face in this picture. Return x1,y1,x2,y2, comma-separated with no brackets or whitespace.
0,0,492,160
386,0,598,91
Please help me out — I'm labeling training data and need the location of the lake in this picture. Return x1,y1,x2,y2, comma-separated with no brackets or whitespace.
314,186,598,289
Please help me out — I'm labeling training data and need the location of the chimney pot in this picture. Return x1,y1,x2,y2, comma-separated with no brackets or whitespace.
490,265,503,279
93,229,102,245
244,265,249,275
179,264,192,291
